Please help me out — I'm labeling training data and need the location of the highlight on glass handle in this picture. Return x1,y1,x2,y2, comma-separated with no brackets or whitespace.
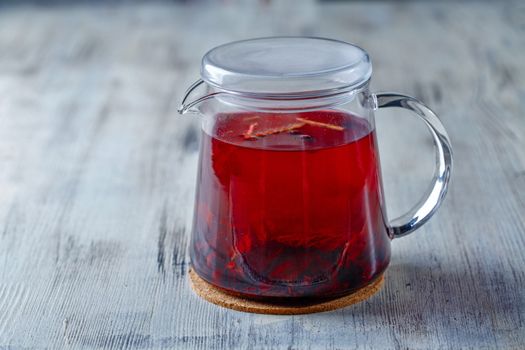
375,93,453,238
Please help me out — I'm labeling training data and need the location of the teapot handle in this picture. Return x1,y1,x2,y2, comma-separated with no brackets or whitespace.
374,93,453,238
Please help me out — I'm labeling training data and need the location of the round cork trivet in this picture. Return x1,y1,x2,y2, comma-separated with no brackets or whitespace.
189,269,384,315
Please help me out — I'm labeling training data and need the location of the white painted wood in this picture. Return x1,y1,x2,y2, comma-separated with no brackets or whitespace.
0,1,524,349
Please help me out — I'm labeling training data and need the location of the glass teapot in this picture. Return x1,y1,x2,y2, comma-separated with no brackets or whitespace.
179,37,452,299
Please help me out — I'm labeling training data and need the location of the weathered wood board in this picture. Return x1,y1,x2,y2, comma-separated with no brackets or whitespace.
0,1,524,349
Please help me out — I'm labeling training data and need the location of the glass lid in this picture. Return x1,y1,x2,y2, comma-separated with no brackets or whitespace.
201,37,372,98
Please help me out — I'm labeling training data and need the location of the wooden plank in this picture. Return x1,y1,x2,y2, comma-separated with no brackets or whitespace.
0,1,523,349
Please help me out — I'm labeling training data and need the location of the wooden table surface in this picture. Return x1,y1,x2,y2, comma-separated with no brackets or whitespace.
1,1,524,349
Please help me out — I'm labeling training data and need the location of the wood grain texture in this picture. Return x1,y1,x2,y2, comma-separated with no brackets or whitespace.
0,1,524,349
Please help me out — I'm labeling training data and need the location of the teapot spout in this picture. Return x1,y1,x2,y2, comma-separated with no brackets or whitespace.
179,79,220,115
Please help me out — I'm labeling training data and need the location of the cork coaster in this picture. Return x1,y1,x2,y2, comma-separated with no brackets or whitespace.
189,269,384,315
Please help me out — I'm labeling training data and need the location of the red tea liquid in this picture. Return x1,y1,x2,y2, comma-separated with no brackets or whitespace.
191,111,390,299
